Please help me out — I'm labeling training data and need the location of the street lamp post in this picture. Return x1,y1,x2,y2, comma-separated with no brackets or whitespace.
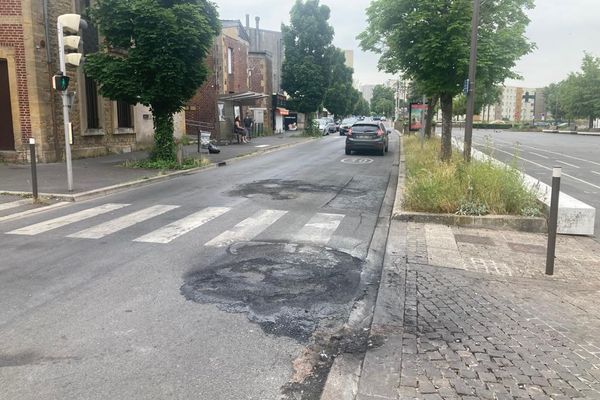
464,0,481,162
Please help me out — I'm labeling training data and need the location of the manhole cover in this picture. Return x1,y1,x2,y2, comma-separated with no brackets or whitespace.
455,234,495,246
341,158,374,164
181,242,363,342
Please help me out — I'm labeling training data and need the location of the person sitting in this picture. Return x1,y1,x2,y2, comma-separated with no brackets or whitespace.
234,116,248,143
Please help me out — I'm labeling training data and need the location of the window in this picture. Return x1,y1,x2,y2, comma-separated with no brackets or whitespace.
227,47,233,74
117,100,133,128
85,76,100,129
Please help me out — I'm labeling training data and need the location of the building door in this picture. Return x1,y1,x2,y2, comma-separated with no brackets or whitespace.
0,59,16,150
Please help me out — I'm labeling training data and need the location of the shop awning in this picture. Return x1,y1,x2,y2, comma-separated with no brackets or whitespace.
276,107,289,116
218,91,269,103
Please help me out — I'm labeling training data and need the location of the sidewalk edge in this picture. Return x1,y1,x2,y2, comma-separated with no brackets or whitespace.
1,137,314,202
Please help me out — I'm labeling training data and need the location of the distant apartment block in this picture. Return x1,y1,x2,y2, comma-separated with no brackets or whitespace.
343,50,354,69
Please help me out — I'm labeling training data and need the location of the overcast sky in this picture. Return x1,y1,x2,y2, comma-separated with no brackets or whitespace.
213,0,600,89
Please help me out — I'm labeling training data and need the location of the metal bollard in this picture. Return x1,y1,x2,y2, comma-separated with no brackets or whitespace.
546,167,561,275
197,127,201,153
29,138,38,201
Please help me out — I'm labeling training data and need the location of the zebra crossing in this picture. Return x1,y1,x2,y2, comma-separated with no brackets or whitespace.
4,202,353,248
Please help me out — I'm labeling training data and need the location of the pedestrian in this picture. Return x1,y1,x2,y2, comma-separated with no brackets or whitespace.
243,113,254,141
234,116,248,143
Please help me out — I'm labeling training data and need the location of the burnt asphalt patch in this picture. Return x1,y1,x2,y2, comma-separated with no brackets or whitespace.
227,179,342,200
181,242,363,342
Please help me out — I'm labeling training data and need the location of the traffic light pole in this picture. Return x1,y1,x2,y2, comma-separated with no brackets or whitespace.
57,21,74,192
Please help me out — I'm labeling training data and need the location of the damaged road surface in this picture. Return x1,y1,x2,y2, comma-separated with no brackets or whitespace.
182,242,363,342
0,132,399,400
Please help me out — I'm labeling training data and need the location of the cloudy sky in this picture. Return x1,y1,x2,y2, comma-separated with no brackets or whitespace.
213,0,600,89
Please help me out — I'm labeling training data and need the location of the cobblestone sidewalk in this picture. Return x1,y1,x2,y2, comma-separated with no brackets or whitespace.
356,221,600,400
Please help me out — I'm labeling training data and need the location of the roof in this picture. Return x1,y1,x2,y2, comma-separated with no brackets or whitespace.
219,91,269,104
220,20,251,42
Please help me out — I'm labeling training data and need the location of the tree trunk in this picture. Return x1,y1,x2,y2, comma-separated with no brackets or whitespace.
440,93,453,162
424,96,438,138
151,108,176,162
589,115,594,129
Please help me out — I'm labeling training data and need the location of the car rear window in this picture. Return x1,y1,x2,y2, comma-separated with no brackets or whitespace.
352,124,379,133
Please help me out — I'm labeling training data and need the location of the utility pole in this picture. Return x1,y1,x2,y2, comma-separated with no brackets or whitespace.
464,0,480,162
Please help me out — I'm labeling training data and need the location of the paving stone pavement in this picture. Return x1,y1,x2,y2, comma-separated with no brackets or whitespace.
358,221,600,400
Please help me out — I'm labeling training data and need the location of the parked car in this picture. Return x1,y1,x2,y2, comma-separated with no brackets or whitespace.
339,118,357,136
315,118,333,135
345,121,390,156
327,122,337,134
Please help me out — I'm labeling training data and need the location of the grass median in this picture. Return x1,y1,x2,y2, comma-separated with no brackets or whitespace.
403,135,541,216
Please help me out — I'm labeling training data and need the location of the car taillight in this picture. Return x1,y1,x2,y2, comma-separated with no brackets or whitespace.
376,129,384,137
347,128,352,136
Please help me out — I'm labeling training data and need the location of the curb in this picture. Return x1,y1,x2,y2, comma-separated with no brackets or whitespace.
0,137,315,203
396,211,547,233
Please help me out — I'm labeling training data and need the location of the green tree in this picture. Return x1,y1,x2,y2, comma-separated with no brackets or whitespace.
359,0,534,161
282,0,334,123
543,82,566,121
370,84,395,117
559,54,600,128
324,48,355,117
84,0,219,162
353,94,370,116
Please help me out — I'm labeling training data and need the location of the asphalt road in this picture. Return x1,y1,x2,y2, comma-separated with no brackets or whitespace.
0,131,398,400
453,128,600,239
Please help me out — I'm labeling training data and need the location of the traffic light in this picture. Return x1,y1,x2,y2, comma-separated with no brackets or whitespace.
57,14,86,67
52,74,70,91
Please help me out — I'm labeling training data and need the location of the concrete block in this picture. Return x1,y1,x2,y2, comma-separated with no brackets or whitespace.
453,138,595,236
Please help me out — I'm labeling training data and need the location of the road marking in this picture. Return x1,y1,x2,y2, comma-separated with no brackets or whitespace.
489,138,600,167
68,205,179,239
0,199,30,211
528,152,549,159
592,171,600,176
254,145,270,148
556,160,580,169
134,207,231,244
489,147,600,190
0,202,71,224
341,158,374,164
205,209,287,247
7,203,129,236
293,213,344,245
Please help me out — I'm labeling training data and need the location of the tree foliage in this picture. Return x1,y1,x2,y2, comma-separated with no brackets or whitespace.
281,0,334,115
85,0,220,161
359,0,535,161
323,48,355,117
370,84,395,117
544,54,600,127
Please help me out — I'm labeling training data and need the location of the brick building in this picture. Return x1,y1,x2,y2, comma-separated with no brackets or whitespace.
0,0,184,163
186,20,269,142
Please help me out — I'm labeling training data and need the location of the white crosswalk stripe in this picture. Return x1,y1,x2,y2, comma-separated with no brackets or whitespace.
133,206,231,244
293,213,345,245
67,205,179,239
205,209,288,247
0,199,30,212
7,203,129,236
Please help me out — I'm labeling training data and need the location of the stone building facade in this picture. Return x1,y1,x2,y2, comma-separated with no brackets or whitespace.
186,20,271,142
0,0,184,163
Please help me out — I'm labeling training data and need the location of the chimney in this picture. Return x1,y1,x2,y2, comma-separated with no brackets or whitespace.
246,14,250,31
255,16,260,51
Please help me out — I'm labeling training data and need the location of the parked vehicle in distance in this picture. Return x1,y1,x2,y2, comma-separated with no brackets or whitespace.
345,121,390,156
327,122,337,134
339,118,357,136
315,118,334,135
